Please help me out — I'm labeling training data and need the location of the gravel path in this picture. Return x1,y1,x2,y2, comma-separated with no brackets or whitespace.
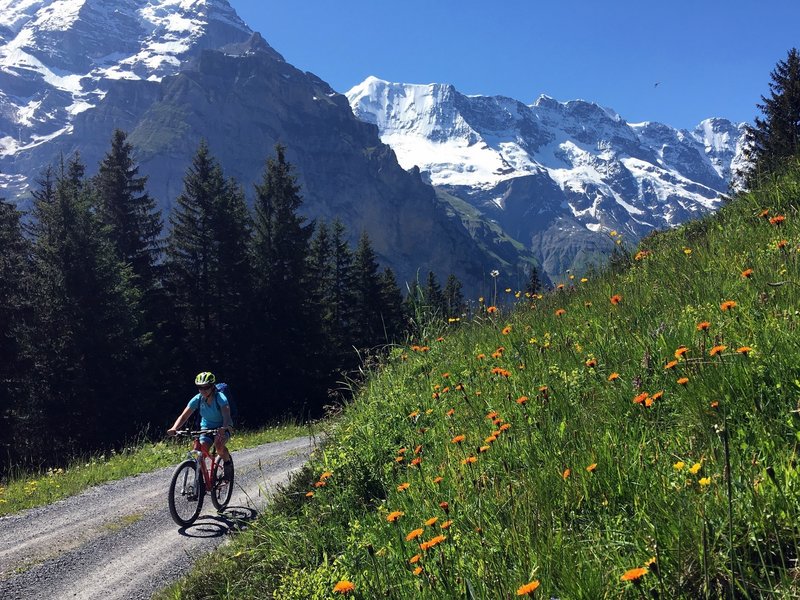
0,435,319,600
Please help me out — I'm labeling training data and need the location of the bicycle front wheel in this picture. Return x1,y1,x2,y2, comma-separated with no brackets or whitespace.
210,457,234,511
168,459,204,527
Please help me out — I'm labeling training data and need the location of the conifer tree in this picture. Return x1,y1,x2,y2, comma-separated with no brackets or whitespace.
745,48,800,184
443,274,465,319
351,231,386,348
526,266,542,296
425,271,445,314
26,155,141,453
0,197,32,469
93,129,162,285
252,145,320,415
379,267,407,343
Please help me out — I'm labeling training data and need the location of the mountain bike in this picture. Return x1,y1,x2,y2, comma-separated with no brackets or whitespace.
168,429,235,527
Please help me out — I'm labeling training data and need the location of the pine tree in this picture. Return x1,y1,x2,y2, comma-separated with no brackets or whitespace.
351,230,386,349
93,129,162,285
425,271,445,315
744,48,800,184
26,155,142,453
252,145,319,416
0,196,32,470
443,274,465,319
526,266,542,296
379,267,407,343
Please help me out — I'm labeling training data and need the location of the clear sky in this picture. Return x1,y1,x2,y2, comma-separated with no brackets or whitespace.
229,0,800,131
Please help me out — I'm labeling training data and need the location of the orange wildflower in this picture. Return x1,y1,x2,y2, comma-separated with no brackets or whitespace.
562,468,571,480
476,353,486,360
487,306,498,314
462,455,478,465
314,481,326,488
758,208,770,218
499,423,511,431
386,511,404,522
664,360,678,369
620,567,648,582
502,325,512,335
586,463,598,472
555,308,566,316
696,321,710,331
409,554,421,564
608,372,620,381
517,580,541,595
305,491,314,497
406,528,424,541
439,501,449,512
777,239,788,249
741,268,753,278
451,434,466,444
395,456,405,463
769,214,786,225
486,410,498,419
425,516,439,526
585,358,597,368
440,520,453,529
333,580,355,594
720,300,737,311
709,345,726,356
397,482,410,492
633,392,649,405
479,445,491,453
446,408,455,417
650,391,664,401
737,346,753,355
432,476,443,484
677,377,689,385
419,535,446,551
413,566,423,576
410,457,422,467
610,294,622,305
674,346,689,358
516,395,529,404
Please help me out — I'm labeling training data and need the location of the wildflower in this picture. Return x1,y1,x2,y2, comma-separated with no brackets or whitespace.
395,456,404,463
699,477,712,487
320,471,333,481
314,481,326,488
620,567,648,582
397,482,410,492
555,308,566,316
406,528,425,541
633,392,649,405
436,336,444,342
607,372,620,381
737,346,753,355
410,457,422,467
305,491,314,497
720,300,737,311
462,455,478,465
777,239,788,249
487,306,498,314
664,360,678,369
490,270,500,278
741,268,753,278
710,345,727,356
683,247,692,255
333,580,355,594
586,463,597,472
674,346,689,358
610,294,622,305
408,410,419,418
432,476,443,484
409,554,421,564
677,377,689,386
413,566,423,576
414,445,423,454
499,423,511,431
425,516,439,526
387,511,404,522
634,250,649,261
487,410,498,419
581,277,589,282
674,461,685,470
516,395,529,404
710,401,719,409
446,408,455,417
516,580,541,595
769,214,786,225
585,358,597,368
644,397,655,407
451,434,466,444
440,520,453,529
505,287,512,293
758,208,770,218
439,501,449,512
696,321,710,331
689,462,702,474
419,535,446,551
479,445,491,453
557,284,565,290
485,435,498,444
398,447,407,455
650,391,663,402
502,325,512,335
562,468,571,480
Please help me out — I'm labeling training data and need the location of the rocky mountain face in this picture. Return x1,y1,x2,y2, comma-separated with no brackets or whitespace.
0,0,531,294
347,77,749,280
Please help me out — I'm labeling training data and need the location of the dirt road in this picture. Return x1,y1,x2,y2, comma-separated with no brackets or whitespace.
0,435,318,599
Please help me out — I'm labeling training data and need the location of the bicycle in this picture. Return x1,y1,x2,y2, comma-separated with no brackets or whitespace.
167,428,235,527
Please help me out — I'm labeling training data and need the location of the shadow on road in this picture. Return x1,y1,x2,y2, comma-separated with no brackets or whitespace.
178,506,257,538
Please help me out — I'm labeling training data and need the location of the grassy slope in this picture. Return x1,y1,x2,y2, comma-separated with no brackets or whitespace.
163,168,800,599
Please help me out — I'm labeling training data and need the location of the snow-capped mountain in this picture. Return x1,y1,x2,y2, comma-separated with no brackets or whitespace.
347,77,749,277
0,0,270,176
0,0,530,295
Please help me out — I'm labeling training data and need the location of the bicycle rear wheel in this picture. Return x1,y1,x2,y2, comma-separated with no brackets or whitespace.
168,459,204,527
210,456,234,511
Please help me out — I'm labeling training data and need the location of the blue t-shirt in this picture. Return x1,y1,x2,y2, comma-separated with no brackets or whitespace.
187,391,229,429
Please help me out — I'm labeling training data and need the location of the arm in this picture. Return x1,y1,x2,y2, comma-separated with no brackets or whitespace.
167,406,195,436
221,404,233,431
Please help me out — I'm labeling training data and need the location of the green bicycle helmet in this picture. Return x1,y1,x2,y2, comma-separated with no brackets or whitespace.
194,371,216,386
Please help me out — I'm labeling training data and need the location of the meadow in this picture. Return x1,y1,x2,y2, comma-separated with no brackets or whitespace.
140,165,800,598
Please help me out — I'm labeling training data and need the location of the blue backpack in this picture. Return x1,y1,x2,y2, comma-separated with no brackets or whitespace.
192,382,237,429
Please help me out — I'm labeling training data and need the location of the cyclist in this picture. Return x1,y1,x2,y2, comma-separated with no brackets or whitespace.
167,371,234,481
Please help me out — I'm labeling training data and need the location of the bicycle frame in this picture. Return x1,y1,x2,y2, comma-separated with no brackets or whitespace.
187,433,223,493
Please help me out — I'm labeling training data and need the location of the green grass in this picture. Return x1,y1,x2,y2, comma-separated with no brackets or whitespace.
166,165,800,598
0,423,311,517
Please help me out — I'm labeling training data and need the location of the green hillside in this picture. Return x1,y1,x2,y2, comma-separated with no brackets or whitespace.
164,165,800,598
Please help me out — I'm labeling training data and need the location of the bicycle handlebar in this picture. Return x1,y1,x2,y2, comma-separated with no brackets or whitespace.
173,428,227,436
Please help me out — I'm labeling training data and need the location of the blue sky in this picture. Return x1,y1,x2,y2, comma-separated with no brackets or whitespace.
230,0,800,130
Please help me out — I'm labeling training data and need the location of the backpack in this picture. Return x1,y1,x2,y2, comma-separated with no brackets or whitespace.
191,382,237,430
